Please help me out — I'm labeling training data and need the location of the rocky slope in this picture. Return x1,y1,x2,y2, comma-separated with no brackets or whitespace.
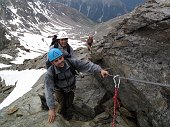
0,0,170,127
0,24,10,51
0,77,15,103
92,1,170,127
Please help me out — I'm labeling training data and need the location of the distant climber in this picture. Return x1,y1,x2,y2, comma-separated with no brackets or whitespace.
45,48,109,123
86,35,94,51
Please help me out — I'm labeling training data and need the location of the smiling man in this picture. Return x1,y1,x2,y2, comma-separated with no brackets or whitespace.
45,48,109,123
46,31,74,69
54,31,74,58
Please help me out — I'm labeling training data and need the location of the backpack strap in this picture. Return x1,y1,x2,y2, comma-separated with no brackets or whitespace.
54,43,59,48
65,59,79,76
52,65,57,84
66,44,71,54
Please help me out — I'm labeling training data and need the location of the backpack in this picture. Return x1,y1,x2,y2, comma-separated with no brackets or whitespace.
52,59,79,84
50,35,58,46
45,43,71,69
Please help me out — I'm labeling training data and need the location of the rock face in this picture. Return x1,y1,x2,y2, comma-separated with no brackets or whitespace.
0,24,10,50
92,2,170,127
0,77,15,103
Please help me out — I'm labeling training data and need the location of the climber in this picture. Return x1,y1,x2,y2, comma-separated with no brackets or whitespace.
45,48,109,123
50,31,74,58
86,35,94,51
46,31,74,69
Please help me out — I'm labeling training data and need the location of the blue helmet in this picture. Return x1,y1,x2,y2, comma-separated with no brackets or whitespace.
48,48,63,62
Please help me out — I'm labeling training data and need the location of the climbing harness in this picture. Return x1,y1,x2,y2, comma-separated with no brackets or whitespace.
112,75,121,127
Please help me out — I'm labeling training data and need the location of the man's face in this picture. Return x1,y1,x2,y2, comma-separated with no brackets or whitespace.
59,38,68,47
51,56,65,68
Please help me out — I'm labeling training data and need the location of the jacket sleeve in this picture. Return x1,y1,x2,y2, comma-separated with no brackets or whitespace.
69,58,102,74
44,70,56,109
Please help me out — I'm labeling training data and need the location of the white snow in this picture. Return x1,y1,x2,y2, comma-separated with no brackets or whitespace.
5,34,11,40
0,64,11,68
0,69,46,109
0,54,13,59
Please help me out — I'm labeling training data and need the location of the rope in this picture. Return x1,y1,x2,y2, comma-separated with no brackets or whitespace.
108,74,170,87
112,75,120,127
109,74,170,127
112,87,120,127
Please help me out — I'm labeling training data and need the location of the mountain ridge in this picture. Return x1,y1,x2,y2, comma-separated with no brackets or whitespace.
48,0,145,22
0,0,95,66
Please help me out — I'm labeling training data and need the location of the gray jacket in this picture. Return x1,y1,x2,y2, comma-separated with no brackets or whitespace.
45,58,102,109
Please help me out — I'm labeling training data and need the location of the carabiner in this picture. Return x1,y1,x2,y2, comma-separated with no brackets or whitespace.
113,75,120,88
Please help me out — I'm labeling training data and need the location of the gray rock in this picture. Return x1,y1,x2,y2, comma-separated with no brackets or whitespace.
70,74,107,120
0,111,70,127
93,2,170,127
0,78,15,103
